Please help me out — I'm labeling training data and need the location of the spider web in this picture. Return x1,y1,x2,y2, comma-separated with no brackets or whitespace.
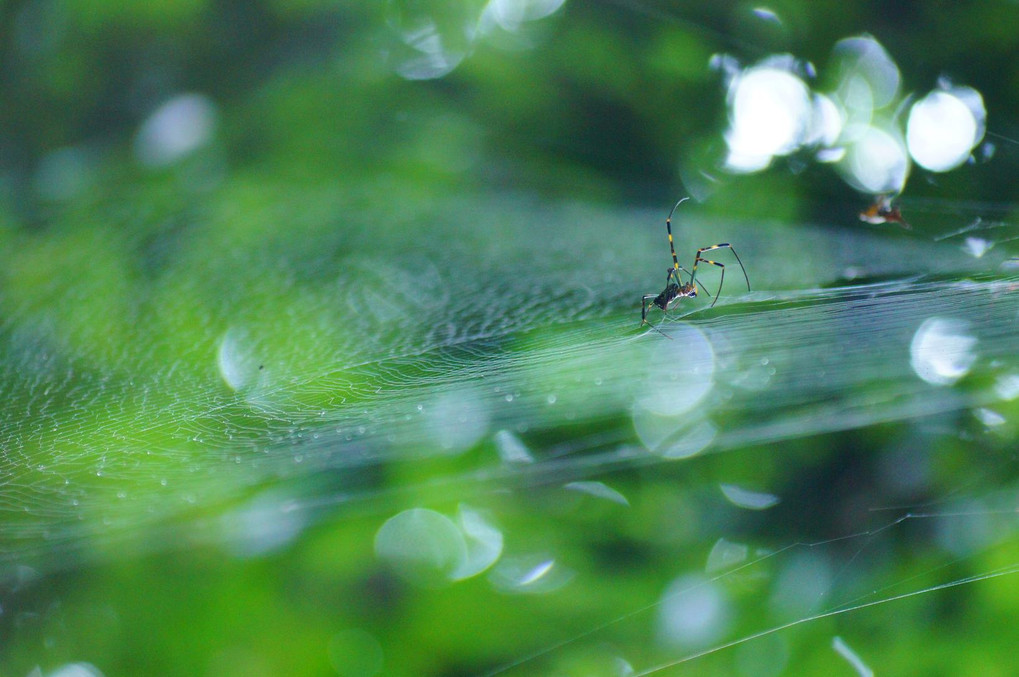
2,190,1018,672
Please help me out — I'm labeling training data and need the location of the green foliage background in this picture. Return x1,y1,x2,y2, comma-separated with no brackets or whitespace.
2,1,1019,675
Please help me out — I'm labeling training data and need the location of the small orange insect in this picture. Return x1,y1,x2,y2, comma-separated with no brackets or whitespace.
860,195,911,229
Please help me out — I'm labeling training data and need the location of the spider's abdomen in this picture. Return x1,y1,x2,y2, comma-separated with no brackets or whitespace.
654,283,681,310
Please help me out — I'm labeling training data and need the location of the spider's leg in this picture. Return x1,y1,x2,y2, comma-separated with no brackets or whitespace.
640,299,673,339
665,198,689,273
694,257,726,307
686,265,716,300
647,321,673,339
689,243,750,307
696,243,750,291
672,264,698,286
664,267,679,287
641,294,657,325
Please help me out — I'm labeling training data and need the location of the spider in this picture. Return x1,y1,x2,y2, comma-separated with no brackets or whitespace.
640,198,750,329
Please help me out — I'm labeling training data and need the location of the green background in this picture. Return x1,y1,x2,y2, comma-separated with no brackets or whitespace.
2,1,1019,675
